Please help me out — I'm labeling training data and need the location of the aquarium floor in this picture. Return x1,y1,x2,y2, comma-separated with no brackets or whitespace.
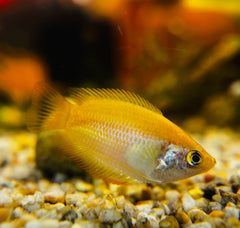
0,128,240,228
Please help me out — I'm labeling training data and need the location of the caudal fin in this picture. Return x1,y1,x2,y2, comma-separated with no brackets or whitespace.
27,83,71,133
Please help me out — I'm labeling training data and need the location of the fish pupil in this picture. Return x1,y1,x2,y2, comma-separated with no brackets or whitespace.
190,150,202,166
192,154,200,163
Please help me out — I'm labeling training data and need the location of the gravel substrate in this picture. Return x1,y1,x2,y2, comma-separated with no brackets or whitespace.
0,128,240,228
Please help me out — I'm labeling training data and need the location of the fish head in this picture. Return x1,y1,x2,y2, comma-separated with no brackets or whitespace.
150,143,216,183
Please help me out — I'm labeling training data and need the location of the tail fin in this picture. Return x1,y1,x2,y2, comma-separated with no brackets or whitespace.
27,82,71,133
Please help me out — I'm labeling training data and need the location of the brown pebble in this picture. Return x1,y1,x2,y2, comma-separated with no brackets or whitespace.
226,217,240,227
0,208,10,222
212,194,222,203
175,211,191,225
188,209,207,223
159,216,180,228
152,186,165,201
209,210,225,219
208,201,223,212
204,174,216,183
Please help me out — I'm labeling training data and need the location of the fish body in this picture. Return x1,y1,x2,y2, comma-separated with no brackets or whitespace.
28,85,216,184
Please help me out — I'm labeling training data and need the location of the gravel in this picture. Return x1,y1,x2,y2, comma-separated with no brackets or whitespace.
0,129,240,227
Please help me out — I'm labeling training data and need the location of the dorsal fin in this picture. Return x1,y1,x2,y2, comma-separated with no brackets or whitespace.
69,88,162,114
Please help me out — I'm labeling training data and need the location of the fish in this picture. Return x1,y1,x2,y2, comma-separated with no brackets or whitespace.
27,84,216,184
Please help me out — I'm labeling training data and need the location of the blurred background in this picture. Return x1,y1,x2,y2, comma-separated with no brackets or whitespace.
1,0,240,132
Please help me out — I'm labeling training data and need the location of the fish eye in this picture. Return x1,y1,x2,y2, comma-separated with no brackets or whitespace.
186,150,202,167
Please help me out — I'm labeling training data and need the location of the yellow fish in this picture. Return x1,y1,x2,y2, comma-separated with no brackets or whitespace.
27,85,216,184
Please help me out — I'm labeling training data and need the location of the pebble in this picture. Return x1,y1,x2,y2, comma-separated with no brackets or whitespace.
188,209,207,223
75,181,93,192
136,212,159,228
188,189,204,200
159,215,180,228
226,217,240,227
208,201,223,212
229,174,240,185
153,202,170,215
215,185,232,194
223,205,240,219
135,201,153,213
73,220,99,228
38,179,51,192
0,208,10,222
209,217,225,227
20,195,35,206
61,182,76,193
83,207,98,220
41,219,59,228
152,186,165,201
204,174,216,183
44,188,65,204
188,222,212,228
151,207,165,218
209,210,225,219
112,218,128,228
65,192,91,206
34,208,48,218
62,209,77,222
175,211,192,227
182,193,196,212
166,190,180,210
12,207,25,219
1,130,240,227
221,191,238,206
34,191,44,204
195,197,209,211
59,221,72,228
0,189,13,205
99,208,122,223
25,220,43,228
211,194,222,203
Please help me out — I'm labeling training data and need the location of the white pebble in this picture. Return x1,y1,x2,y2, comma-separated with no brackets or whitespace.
188,222,212,228
42,219,59,228
25,220,43,228
72,225,81,228
34,191,44,204
135,202,153,213
166,190,181,210
73,221,99,228
0,189,13,205
20,195,35,207
112,218,128,228
65,192,89,205
34,209,48,218
99,208,122,223
136,212,159,228
0,222,17,228
59,220,72,228
182,193,196,212
166,190,180,202
12,207,25,219
44,189,65,204
224,206,240,219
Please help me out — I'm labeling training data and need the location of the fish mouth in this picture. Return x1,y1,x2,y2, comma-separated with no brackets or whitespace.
207,156,216,170
212,157,217,167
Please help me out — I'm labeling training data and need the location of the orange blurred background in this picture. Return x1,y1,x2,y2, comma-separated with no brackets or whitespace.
0,0,240,129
